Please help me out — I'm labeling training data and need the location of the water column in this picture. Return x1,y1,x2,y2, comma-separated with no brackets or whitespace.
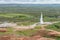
40,12,44,24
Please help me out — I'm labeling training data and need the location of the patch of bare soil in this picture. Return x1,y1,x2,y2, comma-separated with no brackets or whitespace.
0,28,60,40
0,34,55,40
32,29,60,37
0,28,7,32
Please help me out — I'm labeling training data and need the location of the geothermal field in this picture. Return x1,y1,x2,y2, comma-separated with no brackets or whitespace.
0,4,60,40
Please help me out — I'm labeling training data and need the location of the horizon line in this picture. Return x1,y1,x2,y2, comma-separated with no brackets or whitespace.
0,2,60,4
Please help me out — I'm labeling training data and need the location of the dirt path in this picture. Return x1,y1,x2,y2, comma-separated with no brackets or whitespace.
12,21,60,31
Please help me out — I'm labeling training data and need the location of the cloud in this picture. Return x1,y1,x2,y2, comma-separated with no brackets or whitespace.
0,0,60,4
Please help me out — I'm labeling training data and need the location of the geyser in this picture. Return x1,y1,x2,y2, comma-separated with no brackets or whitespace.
40,12,44,24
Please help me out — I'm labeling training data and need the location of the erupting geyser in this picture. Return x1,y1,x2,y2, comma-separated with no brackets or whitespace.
40,12,44,24
40,12,52,25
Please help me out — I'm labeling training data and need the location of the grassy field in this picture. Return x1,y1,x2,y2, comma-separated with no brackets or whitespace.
0,13,33,23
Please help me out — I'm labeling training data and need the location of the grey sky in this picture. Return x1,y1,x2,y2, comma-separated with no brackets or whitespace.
0,0,60,4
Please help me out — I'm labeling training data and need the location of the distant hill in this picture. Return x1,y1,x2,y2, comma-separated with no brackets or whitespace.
0,4,60,7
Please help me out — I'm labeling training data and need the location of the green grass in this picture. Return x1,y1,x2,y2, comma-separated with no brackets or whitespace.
35,25,41,29
15,26,41,36
16,29,38,36
0,13,34,22
0,13,32,18
46,22,60,32
44,35,60,40
6,27,13,34
55,37,60,40
0,32,6,35
17,21,37,26
0,27,38,36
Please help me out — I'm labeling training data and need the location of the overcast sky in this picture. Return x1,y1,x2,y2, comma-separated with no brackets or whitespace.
0,0,60,4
